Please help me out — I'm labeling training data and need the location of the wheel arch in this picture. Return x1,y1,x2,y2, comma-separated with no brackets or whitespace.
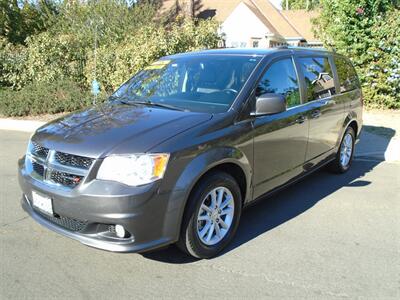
188,162,248,206
337,112,361,148
163,146,252,241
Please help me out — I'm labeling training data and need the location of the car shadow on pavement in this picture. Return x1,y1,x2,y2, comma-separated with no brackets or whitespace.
142,125,394,264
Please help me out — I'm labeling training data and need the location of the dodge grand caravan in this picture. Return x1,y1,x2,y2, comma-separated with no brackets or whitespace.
18,48,362,258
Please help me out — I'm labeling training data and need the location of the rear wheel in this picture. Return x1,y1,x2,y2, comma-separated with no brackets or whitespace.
329,126,355,173
177,172,242,259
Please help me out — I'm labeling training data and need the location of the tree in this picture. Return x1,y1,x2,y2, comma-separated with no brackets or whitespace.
0,0,57,45
0,0,220,95
314,0,400,108
281,0,320,10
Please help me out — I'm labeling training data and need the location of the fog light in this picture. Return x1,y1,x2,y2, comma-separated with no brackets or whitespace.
115,224,126,238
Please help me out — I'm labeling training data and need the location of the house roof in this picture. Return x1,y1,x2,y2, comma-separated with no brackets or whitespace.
281,9,320,42
241,1,281,38
159,0,319,42
249,0,302,38
194,0,243,22
159,0,243,22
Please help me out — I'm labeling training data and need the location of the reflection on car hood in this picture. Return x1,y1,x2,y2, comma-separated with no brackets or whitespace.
32,102,212,158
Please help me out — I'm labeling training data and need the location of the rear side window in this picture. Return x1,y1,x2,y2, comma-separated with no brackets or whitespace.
256,58,301,108
334,56,360,92
298,57,336,101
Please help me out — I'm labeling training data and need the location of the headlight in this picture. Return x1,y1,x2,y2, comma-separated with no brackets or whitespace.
97,154,169,186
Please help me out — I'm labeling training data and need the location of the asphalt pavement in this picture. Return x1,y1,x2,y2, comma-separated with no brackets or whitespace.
0,124,399,299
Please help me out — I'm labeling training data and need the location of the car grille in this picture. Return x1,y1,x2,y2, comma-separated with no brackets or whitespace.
32,161,45,177
50,170,83,187
36,209,88,232
27,141,93,189
55,152,93,170
32,142,49,159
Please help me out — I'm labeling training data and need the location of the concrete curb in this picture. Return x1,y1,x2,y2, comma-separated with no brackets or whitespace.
0,118,45,132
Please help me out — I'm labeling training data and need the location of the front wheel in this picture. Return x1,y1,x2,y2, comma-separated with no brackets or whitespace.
329,126,355,173
177,172,242,259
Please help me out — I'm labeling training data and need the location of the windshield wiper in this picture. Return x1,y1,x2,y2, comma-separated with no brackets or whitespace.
116,98,186,112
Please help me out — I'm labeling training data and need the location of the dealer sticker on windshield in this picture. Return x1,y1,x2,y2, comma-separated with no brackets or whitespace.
144,60,171,70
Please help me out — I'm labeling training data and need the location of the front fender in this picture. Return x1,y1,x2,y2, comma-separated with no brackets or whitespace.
160,146,253,241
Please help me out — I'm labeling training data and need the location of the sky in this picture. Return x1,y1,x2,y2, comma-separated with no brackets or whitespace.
270,0,283,10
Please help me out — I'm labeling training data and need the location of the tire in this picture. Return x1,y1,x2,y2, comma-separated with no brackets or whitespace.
329,126,355,173
177,171,242,259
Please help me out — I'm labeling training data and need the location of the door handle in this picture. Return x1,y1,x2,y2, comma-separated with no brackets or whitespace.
311,110,321,119
295,115,306,124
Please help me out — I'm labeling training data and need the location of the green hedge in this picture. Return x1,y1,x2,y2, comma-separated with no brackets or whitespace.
0,1,220,116
314,1,400,109
0,0,220,93
0,80,94,117
86,19,221,92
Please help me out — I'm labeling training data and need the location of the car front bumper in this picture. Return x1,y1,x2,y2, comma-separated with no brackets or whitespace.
18,158,178,253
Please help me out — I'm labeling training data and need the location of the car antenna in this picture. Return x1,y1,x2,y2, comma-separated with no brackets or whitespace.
90,18,102,105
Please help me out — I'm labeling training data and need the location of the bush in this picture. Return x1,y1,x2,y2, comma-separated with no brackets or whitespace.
362,10,400,108
314,1,400,109
21,32,88,87
0,37,28,89
0,80,93,117
85,19,220,91
0,1,221,116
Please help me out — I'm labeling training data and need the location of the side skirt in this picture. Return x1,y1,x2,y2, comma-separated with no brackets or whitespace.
244,155,336,209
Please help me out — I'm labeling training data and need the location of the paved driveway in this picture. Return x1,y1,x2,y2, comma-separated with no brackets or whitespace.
1,125,399,299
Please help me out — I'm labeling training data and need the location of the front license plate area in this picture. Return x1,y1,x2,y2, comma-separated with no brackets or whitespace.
32,191,53,216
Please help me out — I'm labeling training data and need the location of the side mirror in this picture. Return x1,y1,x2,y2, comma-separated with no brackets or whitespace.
252,93,286,116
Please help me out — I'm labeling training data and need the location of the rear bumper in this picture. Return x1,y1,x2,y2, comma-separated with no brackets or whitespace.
18,158,179,253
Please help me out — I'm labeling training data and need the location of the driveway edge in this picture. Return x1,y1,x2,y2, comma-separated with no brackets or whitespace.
0,118,45,132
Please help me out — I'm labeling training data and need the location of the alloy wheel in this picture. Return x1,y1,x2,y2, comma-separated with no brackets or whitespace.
340,132,353,167
196,187,235,246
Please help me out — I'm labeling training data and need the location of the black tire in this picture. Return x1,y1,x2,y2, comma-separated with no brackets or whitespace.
329,126,355,173
177,171,242,259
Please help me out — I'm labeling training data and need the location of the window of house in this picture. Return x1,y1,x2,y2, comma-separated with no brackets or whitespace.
298,57,336,101
256,58,301,108
252,40,259,48
334,56,360,92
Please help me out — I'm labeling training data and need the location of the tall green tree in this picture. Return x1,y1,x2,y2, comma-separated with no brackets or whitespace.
281,0,320,10
0,0,57,45
0,0,220,95
314,0,400,108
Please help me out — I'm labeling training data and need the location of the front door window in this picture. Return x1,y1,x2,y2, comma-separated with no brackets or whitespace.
256,58,301,108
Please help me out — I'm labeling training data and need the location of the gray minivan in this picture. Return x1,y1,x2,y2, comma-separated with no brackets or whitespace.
18,48,362,258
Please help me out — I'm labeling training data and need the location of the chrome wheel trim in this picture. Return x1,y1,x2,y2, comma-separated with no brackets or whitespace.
196,187,235,246
340,132,353,167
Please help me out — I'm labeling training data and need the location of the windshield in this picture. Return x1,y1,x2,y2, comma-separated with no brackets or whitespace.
112,55,262,113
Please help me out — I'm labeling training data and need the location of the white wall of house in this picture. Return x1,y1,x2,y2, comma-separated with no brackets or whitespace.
221,2,271,48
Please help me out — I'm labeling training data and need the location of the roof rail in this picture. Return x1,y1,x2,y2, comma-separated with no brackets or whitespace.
286,46,327,51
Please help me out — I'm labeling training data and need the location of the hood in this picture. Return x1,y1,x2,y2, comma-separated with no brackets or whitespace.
32,102,212,158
